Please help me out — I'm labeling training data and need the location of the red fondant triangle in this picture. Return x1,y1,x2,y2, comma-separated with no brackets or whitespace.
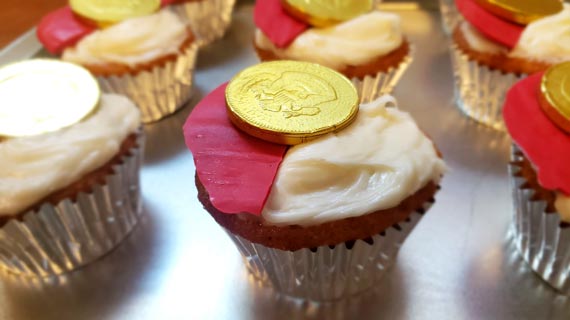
183,83,288,215
455,0,523,49
254,0,308,48
37,6,96,55
503,73,570,195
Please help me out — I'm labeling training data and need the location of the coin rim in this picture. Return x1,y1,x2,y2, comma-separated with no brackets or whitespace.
539,62,570,133
474,0,563,25
69,0,161,23
281,0,373,27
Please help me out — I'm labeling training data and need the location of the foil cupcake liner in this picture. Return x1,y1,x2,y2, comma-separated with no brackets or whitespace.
97,43,198,123
450,44,525,131
0,133,145,278
352,49,413,104
439,0,461,35
169,0,236,47
509,145,570,295
226,201,432,301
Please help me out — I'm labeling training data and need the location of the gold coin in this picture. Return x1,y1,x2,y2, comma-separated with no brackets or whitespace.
282,0,373,27
225,61,359,145
70,0,160,25
474,0,563,25
0,59,100,138
540,62,570,134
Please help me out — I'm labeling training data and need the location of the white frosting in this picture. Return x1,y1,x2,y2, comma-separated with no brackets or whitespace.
262,96,446,226
510,4,570,64
460,21,508,55
555,193,570,223
62,10,187,67
0,94,141,216
255,11,404,70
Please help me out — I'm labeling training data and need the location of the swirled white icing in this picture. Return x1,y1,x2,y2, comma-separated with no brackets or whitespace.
555,193,570,223
255,11,404,70
510,4,570,64
262,95,446,226
0,94,141,216
460,21,508,55
62,10,187,67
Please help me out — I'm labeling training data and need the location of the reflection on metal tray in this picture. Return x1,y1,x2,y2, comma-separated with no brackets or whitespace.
1,2,569,320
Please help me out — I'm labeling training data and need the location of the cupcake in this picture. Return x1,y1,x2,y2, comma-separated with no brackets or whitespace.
37,4,198,123
253,0,412,103
504,62,570,294
451,0,569,130
0,59,144,277
183,61,446,300
163,0,236,47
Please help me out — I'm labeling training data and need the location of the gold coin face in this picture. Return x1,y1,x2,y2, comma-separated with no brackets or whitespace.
0,59,100,138
282,0,373,27
70,0,160,24
541,62,570,132
474,0,563,24
225,61,359,145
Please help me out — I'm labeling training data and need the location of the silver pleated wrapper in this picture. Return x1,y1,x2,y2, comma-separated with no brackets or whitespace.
352,49,413,104
226,201,432,301
509,145,570,295
97,43,198,123
0,133,145,278
450,44,525,131
169,0,236,47
439,0,461,35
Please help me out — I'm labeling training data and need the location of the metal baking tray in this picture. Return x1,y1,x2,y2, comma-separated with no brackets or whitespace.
1,2,569,319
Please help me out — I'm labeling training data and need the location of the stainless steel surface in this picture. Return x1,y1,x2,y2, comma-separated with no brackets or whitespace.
1,3,569,319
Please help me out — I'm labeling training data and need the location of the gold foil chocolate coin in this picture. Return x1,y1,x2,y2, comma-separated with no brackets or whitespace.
0,59,100,138
70,0,160,25
540,62,570,134
282,0,373,27
225,61,359,145
474,0,563,25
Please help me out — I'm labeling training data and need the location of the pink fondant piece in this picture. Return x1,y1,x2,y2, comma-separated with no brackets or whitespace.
455,0,523,49
183,83,288,215
503,73,570,195
37,6,96,55
254,0,308,48
161,0,179,5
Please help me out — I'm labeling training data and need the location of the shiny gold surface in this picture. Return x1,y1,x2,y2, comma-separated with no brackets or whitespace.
474,0,563,25
225,60,359,145
540,62,570,133
70,0,160,25
0,59,100,138
282,0,373,27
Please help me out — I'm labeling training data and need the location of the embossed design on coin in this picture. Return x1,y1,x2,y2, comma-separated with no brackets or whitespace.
0,59,100,138
540,62,570,133
226,61,358,145
282,0,373,27
70,0,160,25
474,0,562,24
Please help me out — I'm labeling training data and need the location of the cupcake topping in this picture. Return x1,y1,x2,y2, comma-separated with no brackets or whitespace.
62,10,187,67
255,11,404,70
474,0,562,25
539,62,570,133
70,0,160,26
254,0,309,48
281,0,373,27
0,92,141,216
225,61,358,145
0,59,99,138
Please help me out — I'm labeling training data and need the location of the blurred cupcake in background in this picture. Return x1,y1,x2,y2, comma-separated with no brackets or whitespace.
163,0,236,47
504,62,570,294
253,0,413,103
183,61,446,300
37,1,198,123
451,0,570,130
0,59,144,277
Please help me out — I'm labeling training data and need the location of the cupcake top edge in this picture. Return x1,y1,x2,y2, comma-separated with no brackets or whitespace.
254,11,404,71
62,10,188,67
